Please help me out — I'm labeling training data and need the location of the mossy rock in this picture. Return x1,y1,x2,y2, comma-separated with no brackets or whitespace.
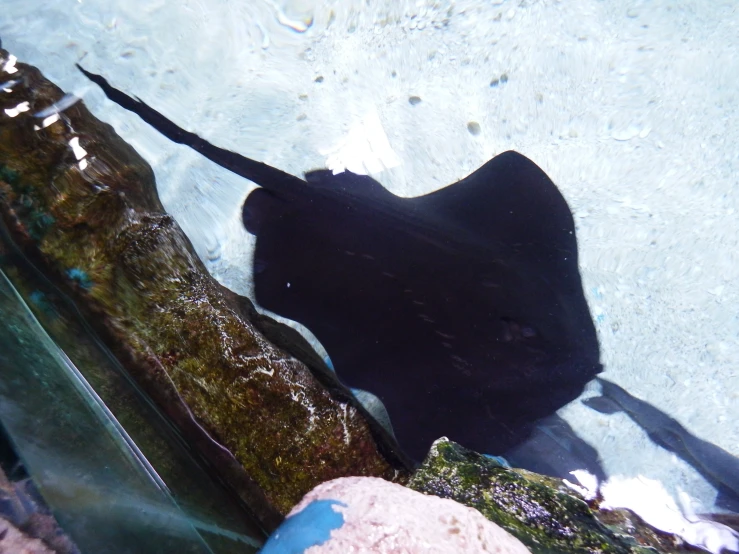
408,438,694,554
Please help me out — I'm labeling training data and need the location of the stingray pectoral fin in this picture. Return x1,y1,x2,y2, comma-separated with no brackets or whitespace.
414,150,583,297
415,151,578,261
416,150,600,378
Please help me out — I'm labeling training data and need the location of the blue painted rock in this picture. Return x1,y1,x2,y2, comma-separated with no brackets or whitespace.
261,476,531,553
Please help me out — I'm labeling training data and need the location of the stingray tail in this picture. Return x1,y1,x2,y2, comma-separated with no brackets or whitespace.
76,64,302,198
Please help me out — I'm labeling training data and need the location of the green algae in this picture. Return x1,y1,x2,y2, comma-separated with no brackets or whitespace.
409,439,665,554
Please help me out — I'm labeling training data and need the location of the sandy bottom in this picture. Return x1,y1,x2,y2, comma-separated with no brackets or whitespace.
3,0,737,516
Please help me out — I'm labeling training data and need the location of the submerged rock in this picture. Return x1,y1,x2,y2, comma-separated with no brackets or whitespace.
408,438,702,554
0,49,408,531
262,476,532,553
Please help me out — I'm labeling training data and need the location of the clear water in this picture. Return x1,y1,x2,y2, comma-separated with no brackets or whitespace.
1,0,738,547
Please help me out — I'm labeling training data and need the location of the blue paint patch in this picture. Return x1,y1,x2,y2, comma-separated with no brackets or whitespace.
323,355,334,371
260,499,347,554
483,454,511,467
596,314,606,323
66,268,93,290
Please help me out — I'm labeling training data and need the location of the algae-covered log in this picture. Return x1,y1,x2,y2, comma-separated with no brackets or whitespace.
0,49,408,530
408,438,695,554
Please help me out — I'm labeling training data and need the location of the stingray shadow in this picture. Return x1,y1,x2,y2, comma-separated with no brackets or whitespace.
585,378,739,512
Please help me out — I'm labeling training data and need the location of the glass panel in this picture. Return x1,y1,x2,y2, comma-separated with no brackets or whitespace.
0,266,262,553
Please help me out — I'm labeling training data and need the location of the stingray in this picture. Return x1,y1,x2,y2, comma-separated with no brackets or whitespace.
78,65,602,461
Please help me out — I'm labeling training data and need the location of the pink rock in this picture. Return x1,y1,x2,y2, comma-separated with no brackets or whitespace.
266,476,531,554
0,517,55,554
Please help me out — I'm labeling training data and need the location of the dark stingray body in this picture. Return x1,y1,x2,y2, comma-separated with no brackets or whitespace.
245,155,601,459
80,65,602,461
